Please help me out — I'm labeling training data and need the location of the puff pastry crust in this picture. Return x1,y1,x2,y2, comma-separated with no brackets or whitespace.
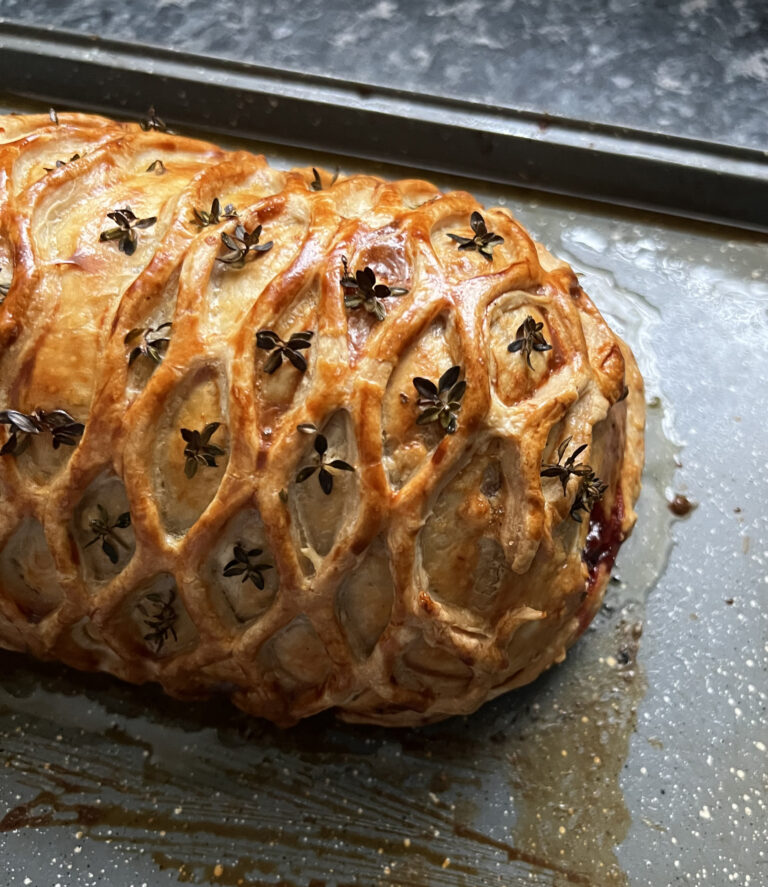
0,112,644,726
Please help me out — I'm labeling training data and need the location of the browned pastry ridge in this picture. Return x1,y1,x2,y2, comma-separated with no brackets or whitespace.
0,112,644,726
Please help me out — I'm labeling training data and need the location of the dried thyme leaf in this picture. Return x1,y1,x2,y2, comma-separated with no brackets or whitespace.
125,322,172,366
446,211,504,261
138,588,178,653
217,224,273,267
340,256,408,322
310,167,339,191
140,106,166,132
84,504,132,564
223,544,273,589
49,108,59,126
508,315,552,368
570,471,608,523
255,329,313,374
540,436,593,495
294,423,354,495
146,159,166,174
192,198,238,228
181,422,226,478
43,153,81,173
412,365,467,434
99,207,157,256
0,408,84,457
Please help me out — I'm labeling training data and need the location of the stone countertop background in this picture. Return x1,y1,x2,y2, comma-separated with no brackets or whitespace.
0,0,766,150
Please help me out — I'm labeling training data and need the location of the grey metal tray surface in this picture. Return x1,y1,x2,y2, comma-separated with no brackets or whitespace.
0,92,767,887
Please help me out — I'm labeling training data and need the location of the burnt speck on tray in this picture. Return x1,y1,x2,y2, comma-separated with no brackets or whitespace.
668,494,696,517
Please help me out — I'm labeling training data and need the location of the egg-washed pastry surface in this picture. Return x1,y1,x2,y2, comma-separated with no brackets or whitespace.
0,112,644,726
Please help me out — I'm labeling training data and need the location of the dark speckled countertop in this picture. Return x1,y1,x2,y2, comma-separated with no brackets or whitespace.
0,0,766,149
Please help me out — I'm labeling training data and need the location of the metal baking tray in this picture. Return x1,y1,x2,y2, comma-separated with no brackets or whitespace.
0,31,767,887
0,21,767,233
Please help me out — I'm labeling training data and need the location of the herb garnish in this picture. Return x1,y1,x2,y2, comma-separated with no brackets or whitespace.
310,167,339,191
570,471,608,523
192,198,237,228
43,153,81,172
340,257,408,322
146,159,166,175
84,505,131,564
446,211,504,261
295,423,355,495
49,108,59,126
256,329,313,374
223,544,273,589
99,208,157,256
140,106,166,132
412,366,466,434
217,224,273,266
508,315,552,368
181,423,226,478
124,322,172,366
540,437,591,494
138,589,178,653
0,408,84,457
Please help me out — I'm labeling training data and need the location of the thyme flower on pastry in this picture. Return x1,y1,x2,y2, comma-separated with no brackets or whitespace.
570,470,608,523
43,153,80,173
295,423,355,495
310,167,339,191
99,208,158,256
181,423,226,478
192,197,238,227
412,366,467,434
0,408,84,457
84,505,132,564
137,589,178,653
539,436,592,495
255,329,314,374
125,322,172,366
340,256,408,322
146,159,166,175
223,544,273,589
217,224,273,266
446,211,504,261
140,106,166,132
508,315,552,368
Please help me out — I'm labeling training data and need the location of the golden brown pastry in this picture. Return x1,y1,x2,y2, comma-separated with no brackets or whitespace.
0,112,644,726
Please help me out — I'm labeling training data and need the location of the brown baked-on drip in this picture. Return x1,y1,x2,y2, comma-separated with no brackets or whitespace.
0,112,644,727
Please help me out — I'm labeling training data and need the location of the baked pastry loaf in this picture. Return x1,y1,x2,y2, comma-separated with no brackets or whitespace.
0,112,644,726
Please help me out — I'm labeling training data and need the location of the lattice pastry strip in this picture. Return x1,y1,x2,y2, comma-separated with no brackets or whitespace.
0,114,644,726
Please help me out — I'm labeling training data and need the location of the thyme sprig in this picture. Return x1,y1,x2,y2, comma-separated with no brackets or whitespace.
138,588,178,653
540,436,592,495
310,167,339,191
99,207,157,256
446,211,504,261
140,106,166,132
571,471,608,523
340,256,408,322
181,423,226,478
43,153,81,172
192,197,237,228
508,315,552,368
125,322,172,366
412,366,466,434
256,329,313,374
217,224,273,266
84,505,131,564
295,423,355,495
0,408,84,457
223,544,273,589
